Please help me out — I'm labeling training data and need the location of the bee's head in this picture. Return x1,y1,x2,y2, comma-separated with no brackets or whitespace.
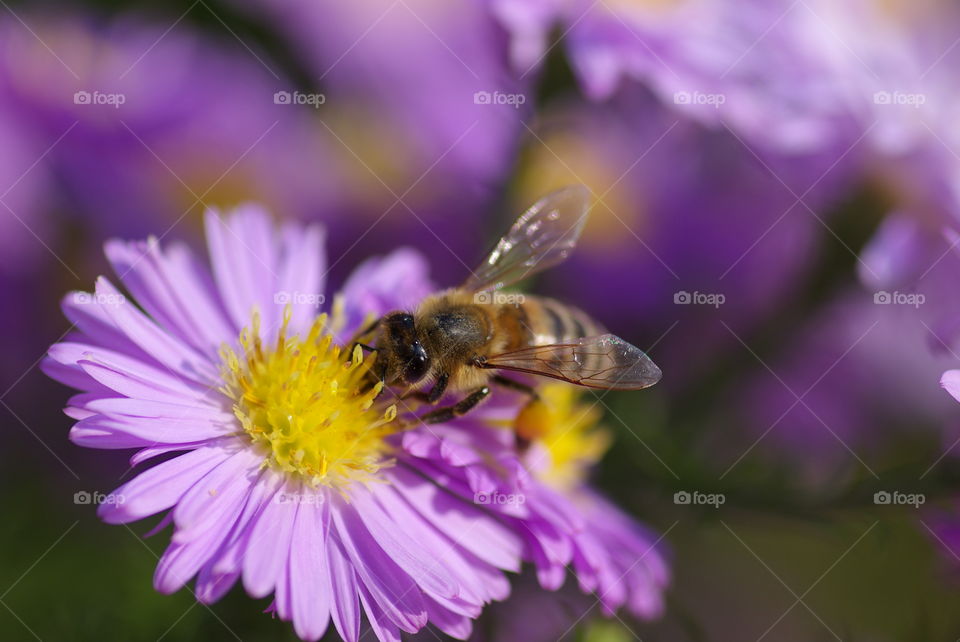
380,311,430,386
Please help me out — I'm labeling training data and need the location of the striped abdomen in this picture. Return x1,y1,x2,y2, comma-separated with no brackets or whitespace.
495,295,604,352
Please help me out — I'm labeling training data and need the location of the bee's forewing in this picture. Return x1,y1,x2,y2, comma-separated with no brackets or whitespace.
462,185,590,293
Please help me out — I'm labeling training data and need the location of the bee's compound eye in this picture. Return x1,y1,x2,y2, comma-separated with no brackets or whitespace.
386,312,415,333
402,342,429,384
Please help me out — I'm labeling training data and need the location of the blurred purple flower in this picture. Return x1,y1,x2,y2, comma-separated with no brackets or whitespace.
227,0,531,268
508,91,852,385
733,277,958,482
487,0,860,153
43,205,530,641
0,105,56,275
0,14,342,242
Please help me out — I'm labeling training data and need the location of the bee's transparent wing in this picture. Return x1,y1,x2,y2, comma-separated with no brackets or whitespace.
481,334,662,390
462,185,590,293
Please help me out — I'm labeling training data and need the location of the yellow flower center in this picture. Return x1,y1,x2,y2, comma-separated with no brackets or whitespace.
515,383,612,490
219,307,397,486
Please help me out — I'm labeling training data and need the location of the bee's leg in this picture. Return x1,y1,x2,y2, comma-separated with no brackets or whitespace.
418,386,491,424
401,372,449,406
427,372,449,404
492,375,539,400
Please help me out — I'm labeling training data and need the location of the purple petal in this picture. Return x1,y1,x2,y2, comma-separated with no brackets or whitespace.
241,479,297,598
425,596,474,639
350,484,459,599
325,535,362,642
93,277,218,384
337,248,435,341
61,291,150,359
390,466,522,571
85,397,234,425
104,238,235,358
289,494,331,641
70,414,228,447
331,503,427,633
78,357,216,406
195,565,240,605
171,447,261,539
942,369,960,404
98,445,230,524
276,222,327,335
204,206,279,336
357,584,402,642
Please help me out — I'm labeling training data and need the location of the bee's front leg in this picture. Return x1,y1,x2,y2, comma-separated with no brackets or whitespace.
399,371,449,406
417,386,491,424
427,372,449,403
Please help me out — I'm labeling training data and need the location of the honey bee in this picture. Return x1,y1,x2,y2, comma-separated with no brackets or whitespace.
355,185,662,423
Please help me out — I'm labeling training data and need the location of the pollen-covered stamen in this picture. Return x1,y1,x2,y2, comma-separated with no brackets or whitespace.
219,306,398,486
515,383,611,490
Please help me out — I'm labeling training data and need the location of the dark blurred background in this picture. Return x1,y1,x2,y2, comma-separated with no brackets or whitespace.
4,0,960,639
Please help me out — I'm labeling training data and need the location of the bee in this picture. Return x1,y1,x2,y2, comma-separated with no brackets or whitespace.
355,185,662,424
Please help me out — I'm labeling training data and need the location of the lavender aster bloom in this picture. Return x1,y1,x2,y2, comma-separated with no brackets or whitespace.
401,382,670,620
43,206,524,641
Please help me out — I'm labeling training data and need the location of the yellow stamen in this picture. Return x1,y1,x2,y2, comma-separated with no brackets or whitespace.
219,305,397,487
515,383,612,490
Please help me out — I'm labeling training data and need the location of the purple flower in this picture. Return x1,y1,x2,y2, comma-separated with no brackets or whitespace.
507,91,849,386
735,286,957,482
227,0,531,271
43,205,524,641
0,14,343,241
400,382,671,620
487,0,859,153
